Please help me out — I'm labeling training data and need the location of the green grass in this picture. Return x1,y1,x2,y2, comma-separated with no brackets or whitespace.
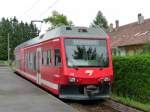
112,94,150,112
0,60,10,65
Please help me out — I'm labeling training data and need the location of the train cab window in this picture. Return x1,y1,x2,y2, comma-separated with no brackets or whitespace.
54,49,61,66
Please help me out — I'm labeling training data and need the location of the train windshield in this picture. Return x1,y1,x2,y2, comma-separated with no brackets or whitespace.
65,39,109,68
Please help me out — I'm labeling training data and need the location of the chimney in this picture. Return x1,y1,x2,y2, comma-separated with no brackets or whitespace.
138,13,144,24
109,23,114,32
115,20,119,30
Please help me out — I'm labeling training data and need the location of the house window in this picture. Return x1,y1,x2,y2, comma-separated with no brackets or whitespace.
54,49,61,66
112,48,117,56
120,47,126,56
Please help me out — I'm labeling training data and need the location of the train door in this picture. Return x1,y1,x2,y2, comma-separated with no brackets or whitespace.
36,48,42,85
53,48,62,80
54,49,61,67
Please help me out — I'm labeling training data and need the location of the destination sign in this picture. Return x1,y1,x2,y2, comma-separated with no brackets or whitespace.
65,39,101,46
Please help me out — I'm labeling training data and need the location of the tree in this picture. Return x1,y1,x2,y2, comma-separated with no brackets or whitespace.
0,17,38,60
43,11,73,29
0,18,12,60
91,11,108,29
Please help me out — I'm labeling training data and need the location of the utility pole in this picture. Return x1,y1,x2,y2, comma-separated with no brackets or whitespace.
7,33,10,63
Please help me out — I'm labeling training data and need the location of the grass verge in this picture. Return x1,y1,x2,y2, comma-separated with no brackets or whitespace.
112,94,150,112
0,60,10,65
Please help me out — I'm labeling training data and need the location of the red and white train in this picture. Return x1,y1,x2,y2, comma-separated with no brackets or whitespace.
14,26,113,100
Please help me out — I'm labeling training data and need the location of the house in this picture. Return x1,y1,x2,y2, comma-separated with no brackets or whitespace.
110,13,150,56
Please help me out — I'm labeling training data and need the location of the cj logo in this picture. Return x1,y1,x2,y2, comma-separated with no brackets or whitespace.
85,70,93,76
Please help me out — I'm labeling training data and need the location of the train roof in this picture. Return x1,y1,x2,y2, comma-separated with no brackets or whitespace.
15,26,107,49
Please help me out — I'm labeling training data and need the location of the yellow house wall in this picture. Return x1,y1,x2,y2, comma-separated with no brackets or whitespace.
125,44,144,55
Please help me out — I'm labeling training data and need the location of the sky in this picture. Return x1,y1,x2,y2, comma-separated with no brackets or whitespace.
0,0,150,33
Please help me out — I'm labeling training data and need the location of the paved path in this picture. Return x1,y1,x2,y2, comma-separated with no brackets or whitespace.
0,67,77,112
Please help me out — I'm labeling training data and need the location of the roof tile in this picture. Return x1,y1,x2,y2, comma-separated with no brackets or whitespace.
110,18,150,47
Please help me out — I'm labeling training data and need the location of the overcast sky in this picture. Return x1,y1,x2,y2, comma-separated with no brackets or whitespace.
0,0,149,33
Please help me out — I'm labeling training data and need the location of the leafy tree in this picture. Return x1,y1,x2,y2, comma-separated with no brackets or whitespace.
43,11,73,29
0,18,12,60
91,10,108,29
0,17,38,60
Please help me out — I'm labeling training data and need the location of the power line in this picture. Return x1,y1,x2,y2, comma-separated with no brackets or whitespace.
21,0,41,18
37,0,60,19
19,0,60,33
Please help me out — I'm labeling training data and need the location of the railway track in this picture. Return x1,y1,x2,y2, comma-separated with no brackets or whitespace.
12,66,146,112
66,99,145,112
14,70,145,112
66,100,118,112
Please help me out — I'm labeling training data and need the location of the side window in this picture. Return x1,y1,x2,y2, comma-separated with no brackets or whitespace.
27,52,29,69
42,50,52,66
43,51,47,66
54,49,61,66
47,49,52,66
42,50,44,65
25,53,28,69
31,52,34,70
28,53,31,69
33,52,36,71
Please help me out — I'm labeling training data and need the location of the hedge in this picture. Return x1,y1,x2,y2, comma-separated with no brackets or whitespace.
112,55,150,104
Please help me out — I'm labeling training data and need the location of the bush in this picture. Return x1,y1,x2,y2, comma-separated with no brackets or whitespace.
112,55,150,104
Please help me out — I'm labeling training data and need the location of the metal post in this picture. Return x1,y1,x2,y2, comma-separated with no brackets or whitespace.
31,20,43,36
7,33,10,62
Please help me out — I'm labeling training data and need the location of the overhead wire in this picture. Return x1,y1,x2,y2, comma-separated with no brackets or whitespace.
19,0,60,34
37,0,60,19
21,0,41,18
35,0,60,34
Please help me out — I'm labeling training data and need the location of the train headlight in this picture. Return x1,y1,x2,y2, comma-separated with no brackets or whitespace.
104,77,110,82
69,77,76,83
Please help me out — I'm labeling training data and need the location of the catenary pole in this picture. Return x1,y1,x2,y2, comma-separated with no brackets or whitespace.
7,33,10,62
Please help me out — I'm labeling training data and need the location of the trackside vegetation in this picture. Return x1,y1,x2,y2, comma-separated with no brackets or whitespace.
112,55,150,111
0,17,38,60
0,60,9,65
112,94,150,111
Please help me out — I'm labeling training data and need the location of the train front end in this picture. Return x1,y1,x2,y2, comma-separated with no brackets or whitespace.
59,27,113,100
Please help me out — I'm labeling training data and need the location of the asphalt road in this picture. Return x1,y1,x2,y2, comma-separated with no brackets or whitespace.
0,67,77,112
